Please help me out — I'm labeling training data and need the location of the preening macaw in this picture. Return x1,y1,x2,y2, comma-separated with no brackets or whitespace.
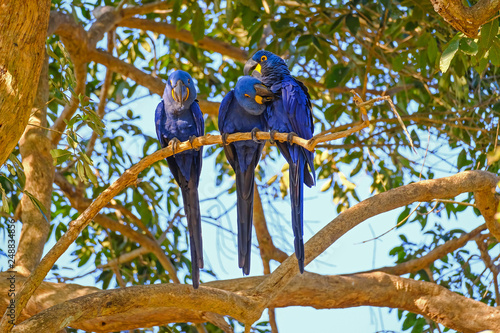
244,51,316,273
218,76,275,275
155,70,204,288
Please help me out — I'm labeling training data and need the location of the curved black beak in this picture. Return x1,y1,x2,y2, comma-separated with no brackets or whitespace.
244,59,259,76
253,83,275,103
172,81,189,104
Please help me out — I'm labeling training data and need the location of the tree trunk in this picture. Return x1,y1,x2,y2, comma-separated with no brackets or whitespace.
0,0,51,167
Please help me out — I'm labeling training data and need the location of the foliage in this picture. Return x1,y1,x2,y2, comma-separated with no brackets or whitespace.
1,0,500,332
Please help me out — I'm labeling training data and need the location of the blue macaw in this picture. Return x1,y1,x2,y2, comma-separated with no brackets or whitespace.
244,51,316,273
155,70,204,288
218,76,275,275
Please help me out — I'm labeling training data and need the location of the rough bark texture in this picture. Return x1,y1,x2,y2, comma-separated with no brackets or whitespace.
0,0,51,166
14,55,54,275
430,0,500,37
2,271,500,333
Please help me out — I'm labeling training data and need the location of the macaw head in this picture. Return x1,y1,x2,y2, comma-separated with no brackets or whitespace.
234,76,275,115
243,50,290,82
163,70,197,109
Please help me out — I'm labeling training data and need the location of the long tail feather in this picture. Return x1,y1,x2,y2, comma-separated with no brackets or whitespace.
181,181,203,288
289,158,305,273
235,164,256,275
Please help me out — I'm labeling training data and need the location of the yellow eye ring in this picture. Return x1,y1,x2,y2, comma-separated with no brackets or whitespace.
260,55,267,62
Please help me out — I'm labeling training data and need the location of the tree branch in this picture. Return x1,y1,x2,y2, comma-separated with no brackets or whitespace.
14,55,54,275
364,224,487,275
53,173,179,283
253,186,288,263
251,171,499,309
118,18,248,62
0,0,51,166
49,61,87,145
430,0,500,37
3,271,500,333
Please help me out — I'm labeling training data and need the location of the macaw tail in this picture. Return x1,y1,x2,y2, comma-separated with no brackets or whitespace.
180,180,203,289
235,164,256,275
289,158,305,273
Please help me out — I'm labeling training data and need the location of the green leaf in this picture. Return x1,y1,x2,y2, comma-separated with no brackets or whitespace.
345,14,360,36
83,162,97,185
50,149,72,166
191,6,205,42
324,65,350,88
459,38,478,55
0,184,9,213
489,39,500,66
427,38,438,64
478,19,499,53
439,34,460,73
23,190,49,222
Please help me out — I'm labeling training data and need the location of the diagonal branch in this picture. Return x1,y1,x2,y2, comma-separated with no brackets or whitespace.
251,171,499,309
364,224,487,276
118,18,248,62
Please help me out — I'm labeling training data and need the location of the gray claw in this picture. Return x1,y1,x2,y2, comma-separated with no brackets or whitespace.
251,128,260,143
269,130,278,145
189,135,200,151
170,137,181,154
287,132,298,145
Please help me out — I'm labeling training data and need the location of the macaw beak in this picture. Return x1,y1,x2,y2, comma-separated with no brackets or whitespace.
171,81,190,104
253,83,275,104
244,59,260,76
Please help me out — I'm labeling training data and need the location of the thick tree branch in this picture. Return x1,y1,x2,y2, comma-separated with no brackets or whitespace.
14,55,54,275
475,188,500,241
0,0,51,166
3,271,500,333
430,0,500,37
252,171,499,308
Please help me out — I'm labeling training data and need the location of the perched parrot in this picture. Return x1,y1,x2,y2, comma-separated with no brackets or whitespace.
244,50,316,273
155,70,204,288
218,76,275,275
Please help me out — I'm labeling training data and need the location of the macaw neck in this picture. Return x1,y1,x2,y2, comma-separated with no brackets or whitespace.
163,96,192,115
261,62,290,87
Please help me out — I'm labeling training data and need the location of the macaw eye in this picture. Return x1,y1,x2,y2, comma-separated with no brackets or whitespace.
244,94,250,98
260,55,267,62
188,79,191,84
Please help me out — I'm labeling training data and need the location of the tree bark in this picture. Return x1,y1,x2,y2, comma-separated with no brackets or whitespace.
15,54,54,275
0,0,51,166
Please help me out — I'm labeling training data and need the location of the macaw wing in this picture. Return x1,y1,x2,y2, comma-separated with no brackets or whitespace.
217,90,235,133
191,100,205,137
154,100,168,148
281,79,316,185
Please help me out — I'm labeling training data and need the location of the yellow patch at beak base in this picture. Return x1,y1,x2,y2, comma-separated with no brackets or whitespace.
255,95,263,104
171,88,176,102
255,63,262,74
184,87,189,101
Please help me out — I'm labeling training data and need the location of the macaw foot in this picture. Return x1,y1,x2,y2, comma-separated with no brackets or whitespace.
221,132,229,146
287,132,298,145
269,130,278,145
189,135,200,151
251,127,260,143
169,137,181,154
